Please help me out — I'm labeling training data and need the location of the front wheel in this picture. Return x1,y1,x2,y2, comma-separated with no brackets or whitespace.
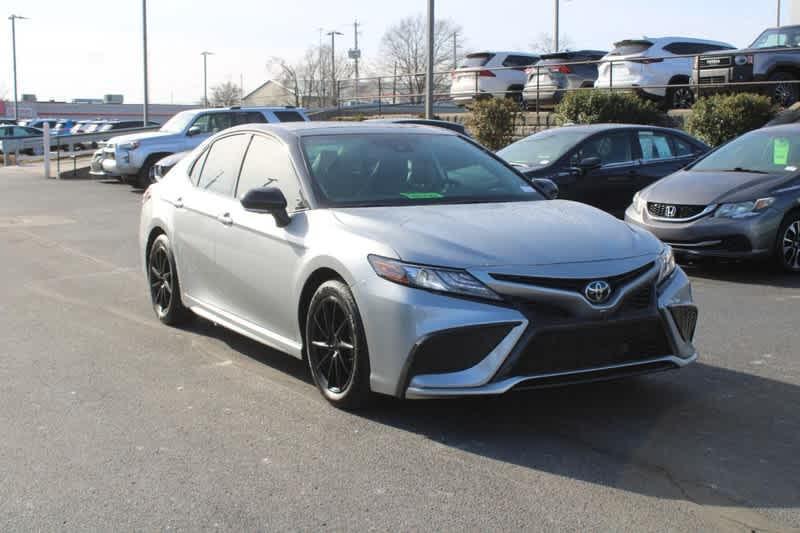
148,234,191,324
305,280,372,409
769,72,799,107
777,214,800,273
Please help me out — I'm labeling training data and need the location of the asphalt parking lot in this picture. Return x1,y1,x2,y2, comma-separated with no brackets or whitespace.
0,165,798,531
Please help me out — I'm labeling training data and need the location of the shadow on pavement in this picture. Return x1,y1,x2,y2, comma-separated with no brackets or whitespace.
682,258,800,289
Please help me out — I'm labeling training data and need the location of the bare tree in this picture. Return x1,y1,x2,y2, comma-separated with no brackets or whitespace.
210,81,242,107
530,32,574,55
269,45,353,108
380,14,463,103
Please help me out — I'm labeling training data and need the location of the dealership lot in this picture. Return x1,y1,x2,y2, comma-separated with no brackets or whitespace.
0,166,798,531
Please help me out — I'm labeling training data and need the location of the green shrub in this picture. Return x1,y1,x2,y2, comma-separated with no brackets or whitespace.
554,90,668,126
466,97,520,150
686,93,776,147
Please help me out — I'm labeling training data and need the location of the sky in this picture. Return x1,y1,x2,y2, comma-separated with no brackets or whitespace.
0,0,790,105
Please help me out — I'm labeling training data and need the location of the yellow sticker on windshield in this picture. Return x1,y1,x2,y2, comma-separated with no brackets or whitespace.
774,138,790,165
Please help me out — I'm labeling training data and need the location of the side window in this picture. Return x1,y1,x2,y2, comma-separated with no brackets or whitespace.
196,134,251,196
189,114,211,134
234,112,268,125
236,135,305,211
669,135,696,157
637,131,675,161
209,112,234,133
189,149,209,185
575,132,633,166
273,111,306,122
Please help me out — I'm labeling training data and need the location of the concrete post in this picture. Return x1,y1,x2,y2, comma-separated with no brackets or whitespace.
43,123,51,178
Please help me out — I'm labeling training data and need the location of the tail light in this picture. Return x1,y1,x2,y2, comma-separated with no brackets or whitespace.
524,67,536,76
550,65,572,74
478,70,496,77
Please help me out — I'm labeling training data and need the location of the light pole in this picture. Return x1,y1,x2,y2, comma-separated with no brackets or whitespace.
201,51,214,106
777,0,782,26
425,0,434,118
141,0,149,126
553,0,559,53
327,31,343,106
9,14,29,122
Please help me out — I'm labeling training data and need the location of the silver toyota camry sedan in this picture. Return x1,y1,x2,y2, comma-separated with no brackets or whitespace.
140,122,698,409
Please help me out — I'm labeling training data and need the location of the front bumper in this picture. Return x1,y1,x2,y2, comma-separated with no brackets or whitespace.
89,148,136,177
625,205,781,259
356,259,697,399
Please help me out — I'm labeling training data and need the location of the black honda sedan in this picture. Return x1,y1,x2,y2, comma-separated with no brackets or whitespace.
497,124,709,218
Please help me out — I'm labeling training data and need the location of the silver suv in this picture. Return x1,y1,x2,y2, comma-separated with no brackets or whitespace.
90,106,309,187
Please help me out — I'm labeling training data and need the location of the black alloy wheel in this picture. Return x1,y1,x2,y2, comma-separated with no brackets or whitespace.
669,86,695,109
779,216,800,272
769,72,800,108
147,234,190,324
305,280,371,409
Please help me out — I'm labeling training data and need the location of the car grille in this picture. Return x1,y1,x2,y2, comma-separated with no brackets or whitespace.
510,318,672,376
698,56,731,68
647,203,706,219
491,262,654,295
699,75,726,84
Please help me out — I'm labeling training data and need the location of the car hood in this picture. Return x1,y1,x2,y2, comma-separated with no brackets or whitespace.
643,169,795,205
332,200,661,268
107,130,171,145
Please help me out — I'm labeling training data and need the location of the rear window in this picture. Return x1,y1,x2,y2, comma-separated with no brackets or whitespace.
234,111,269,125
459,53,495,68
663,42,733,55
273,111,306,122
502,55,537,68
609,41,653,56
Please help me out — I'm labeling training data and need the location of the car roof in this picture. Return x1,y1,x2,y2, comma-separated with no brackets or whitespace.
225,121,461,142
551,123,685,133
615,36,733,47
467,51,538,57
759,123,800,132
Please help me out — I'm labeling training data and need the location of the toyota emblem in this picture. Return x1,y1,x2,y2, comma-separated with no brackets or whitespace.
585,280,612,304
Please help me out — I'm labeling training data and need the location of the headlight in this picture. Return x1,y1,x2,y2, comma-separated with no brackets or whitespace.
119,141,140,150
632,191,646,213
657,245,676,285
368,255,501,301
734,54,753,66
715,197,774,218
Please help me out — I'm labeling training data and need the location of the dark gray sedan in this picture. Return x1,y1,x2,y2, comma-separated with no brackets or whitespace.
626,124,800,272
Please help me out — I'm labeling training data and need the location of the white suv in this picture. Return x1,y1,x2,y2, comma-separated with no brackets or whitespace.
90,106,309,187
594,37,735,108
450,51,539,106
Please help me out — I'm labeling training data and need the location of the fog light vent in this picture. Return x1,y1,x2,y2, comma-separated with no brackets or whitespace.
670,306,698,342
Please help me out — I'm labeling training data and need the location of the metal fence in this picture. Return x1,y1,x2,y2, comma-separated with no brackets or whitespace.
334,48,798,120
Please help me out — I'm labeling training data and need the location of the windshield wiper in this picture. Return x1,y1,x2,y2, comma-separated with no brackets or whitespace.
508,161,530,168
722,167,770,174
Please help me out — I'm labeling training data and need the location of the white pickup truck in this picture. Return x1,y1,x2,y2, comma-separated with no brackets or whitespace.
90,106,309,187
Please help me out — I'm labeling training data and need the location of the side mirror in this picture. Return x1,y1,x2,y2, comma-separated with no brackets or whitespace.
187,126,202,137
240,186,291,227
532,178,559,200
577,156,602,172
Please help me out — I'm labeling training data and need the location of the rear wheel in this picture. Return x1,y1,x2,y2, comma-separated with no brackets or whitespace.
777,213,800,273
666,82,694,110
305,280,372,409
769,71,799,107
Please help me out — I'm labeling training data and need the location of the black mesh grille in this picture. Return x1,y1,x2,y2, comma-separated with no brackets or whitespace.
511,319,672,376
670,306,698,342
492,262,654,294
408,324,513,377
698,56,731,68
699,75,726,84
647,203,707,219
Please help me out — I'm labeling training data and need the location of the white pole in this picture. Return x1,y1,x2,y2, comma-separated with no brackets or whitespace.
554,0,560,53
425,0,435,118
43,123,51,178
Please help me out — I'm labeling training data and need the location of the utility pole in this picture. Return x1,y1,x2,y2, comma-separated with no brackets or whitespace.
453,32,458,69
327,31,343,107
8,14,29,122
777,0,782,26
554,0,560,53
141,0,149,126
240,73,244,105
392,62,397,105
201,51,213,106
425,0,434,118
352,20,360,100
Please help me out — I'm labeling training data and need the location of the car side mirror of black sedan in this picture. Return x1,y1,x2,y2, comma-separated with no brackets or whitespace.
240,186,291,227
532,178,559,200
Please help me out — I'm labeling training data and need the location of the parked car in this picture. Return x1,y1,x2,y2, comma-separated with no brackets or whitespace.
450,51,539,106
98,120,160,132
70,120,94,135
0,125,43,155
497,124,709,218
52,119,76,135
24,118,59,131
522,50,607,108
365,118,468,136
626,124,800,272
140,122,697,408
692,25,800,107
151,151,189,181
91,106,310,188
595,37,735,109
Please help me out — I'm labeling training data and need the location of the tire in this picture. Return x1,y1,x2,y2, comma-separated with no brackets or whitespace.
768,71,799,107
136,155,160,189
505,87,525,108
147,234,191,325
305,280,372,409
666,81,694,110
776,212,800,273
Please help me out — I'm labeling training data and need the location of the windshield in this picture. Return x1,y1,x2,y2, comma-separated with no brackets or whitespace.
691,129,800,174
497,129,590,167
301,133,543,207
160,111,195,133
609,41,653,56
750,28,800,49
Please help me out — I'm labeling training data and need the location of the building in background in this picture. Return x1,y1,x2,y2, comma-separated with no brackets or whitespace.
793,0,800,24
0,100,196,123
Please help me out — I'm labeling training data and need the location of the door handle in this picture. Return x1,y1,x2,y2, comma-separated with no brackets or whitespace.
174,197,184,209
217,212,233,226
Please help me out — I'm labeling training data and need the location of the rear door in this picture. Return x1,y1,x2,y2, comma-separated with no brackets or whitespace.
562,130,640,216
634,129,701,190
